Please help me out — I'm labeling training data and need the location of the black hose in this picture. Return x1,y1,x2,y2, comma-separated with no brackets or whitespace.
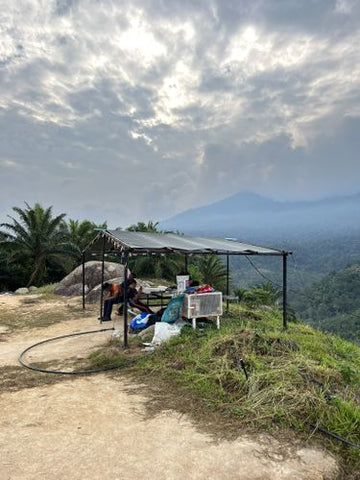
302,376,360,450
237,358,249,380
18,327,138,375
307,423,360,450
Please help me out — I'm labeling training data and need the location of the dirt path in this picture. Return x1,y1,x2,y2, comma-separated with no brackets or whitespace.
0,294,122,369
1,315,120,369
0,295,339,480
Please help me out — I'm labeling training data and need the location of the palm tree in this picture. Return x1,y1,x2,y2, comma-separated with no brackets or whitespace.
64,219,107,262
0,203,76,287
127,221,159,232
233,286,248,302
191,254,228,291
129,252,183,281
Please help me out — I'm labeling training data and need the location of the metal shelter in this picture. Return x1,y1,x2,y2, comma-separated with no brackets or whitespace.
82,229,292,347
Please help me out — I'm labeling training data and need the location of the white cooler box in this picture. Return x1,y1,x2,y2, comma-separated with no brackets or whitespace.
182,292,223,329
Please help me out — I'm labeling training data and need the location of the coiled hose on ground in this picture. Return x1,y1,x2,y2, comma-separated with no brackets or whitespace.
18,327,138,375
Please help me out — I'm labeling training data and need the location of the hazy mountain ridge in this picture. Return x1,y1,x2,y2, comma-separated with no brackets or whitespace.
160,192,360,239
160,191,360,294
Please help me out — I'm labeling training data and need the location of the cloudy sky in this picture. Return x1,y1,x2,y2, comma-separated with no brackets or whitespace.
1,0,359,228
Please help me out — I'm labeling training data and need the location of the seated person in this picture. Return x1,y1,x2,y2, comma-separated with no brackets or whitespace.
116,273,136,316
102,282,122,321
120,272,136,291
127,280,154,314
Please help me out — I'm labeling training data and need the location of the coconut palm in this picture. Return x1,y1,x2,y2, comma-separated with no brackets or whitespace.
127,220,159,232
0,203,76,287
64,219,107,262
128,252,183,281
191,254,228,291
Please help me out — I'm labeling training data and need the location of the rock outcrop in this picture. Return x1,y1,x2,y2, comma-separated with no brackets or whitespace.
54,261,126,299
15,287,29,295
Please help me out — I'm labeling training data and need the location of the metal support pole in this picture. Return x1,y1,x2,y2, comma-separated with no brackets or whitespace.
184,254,188,273
123,255,129,348
282,253,288,330
226,254,230,313
99,236,106,321
82,251,86,310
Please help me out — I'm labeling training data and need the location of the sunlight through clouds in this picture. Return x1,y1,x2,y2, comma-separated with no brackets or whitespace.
0,0,359,225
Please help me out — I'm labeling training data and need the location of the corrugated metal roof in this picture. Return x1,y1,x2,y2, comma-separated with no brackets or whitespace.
87,230,289,256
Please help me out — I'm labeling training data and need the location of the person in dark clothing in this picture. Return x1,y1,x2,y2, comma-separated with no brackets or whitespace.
120,273,136,290
127,280,154,314
102,273,136,321
102,282,122,321
116,273,136,316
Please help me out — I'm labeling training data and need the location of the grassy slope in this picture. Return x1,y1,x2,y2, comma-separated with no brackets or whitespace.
129,305,360,476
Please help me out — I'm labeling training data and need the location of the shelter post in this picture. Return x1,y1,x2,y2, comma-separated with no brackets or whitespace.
226,254,230,313
82,251,86,310
282,252,288,330
123,255,129,348
99,236,106,321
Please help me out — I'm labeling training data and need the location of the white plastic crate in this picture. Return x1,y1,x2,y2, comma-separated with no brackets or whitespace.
182,292,223,328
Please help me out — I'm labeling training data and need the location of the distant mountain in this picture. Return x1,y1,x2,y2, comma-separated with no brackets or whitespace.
159,191,360,240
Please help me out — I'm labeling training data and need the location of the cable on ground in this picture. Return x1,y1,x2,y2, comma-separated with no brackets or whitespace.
18,327,139,375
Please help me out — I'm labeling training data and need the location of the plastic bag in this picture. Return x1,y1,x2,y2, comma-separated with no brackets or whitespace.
151,320,188,345
130,312,151,332
161,294,184,323
196,284,214,293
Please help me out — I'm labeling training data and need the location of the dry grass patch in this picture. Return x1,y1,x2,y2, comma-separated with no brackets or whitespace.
0,365,74,393
0,294,98,333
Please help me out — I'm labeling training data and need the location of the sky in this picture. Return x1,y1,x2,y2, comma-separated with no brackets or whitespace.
1,0,359,228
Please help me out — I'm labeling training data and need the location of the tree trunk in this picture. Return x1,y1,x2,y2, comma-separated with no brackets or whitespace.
26,256,46,287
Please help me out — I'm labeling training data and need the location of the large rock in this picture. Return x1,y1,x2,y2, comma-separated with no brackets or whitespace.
15,287,29,295
54,261,126,297
54,282,89,297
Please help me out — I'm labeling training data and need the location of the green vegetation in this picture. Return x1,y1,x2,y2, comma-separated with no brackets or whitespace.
64,218,107,263
292,263,360,344
0,203,106,290
127,220,160,232
190,254,228,291
230,229,360,291
0,203,74,288
0,204,230,292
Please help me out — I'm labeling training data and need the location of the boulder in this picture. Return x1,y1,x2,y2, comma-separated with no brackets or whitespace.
54,261,126,297
28,286,38,292
54,283,89,297
15,287,29,295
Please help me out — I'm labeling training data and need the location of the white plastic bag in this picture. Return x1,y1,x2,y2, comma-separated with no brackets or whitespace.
151,320,187,345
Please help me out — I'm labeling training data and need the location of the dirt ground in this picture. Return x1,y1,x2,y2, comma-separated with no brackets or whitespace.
0,294,340,480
